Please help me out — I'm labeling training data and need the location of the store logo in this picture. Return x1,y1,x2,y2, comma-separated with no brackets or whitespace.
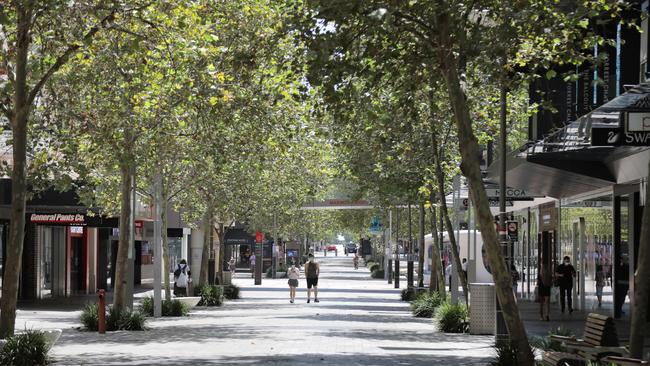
607,131,620,144
30,213,85,224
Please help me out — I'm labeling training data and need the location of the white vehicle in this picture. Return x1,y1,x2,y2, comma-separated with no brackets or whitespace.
422,230,493,285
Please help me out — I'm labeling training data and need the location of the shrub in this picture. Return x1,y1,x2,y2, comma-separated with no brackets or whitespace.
197,284,224,306
80,302,99,331
106,307,146,331
0,329,49,366
411,292,444,318
529,326,574,352
368,263,380,273
223,284,241,300
140,297,190,317
489,341,519,366
371,269,385,278
266,265,288,278
400,288,417,302
435,301,469,333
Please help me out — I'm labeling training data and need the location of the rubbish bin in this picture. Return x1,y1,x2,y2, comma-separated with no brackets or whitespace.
469,283,496,335
223,271,232,285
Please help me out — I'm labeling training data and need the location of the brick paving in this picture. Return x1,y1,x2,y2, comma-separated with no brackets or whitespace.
15,253,496,365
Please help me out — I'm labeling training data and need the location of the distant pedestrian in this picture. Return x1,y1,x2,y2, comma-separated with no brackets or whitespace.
305,253,320,303
173,259,191,297
615,255,630,317
287,264,300,303
445,263,452,292
511,264,520,296
462,258,468,281
353,253,359,270
538,262,552,321
250,253,256,278
229,256,237,278
595,260,605,308
555,256,576,314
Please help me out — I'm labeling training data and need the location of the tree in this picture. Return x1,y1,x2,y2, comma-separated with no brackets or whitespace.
0,0,151,337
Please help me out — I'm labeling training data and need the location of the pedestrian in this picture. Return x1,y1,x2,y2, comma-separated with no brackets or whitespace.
538,262,551,321
250,253,256,278
555,256,576,314
353,253,359,270
595,259,605,308
445,262,452,292
173,259,191,297
511,264,520,296
461,258,468,281
287,263,300,303
304,253,320,303
229,256,237,278
615,255,630,317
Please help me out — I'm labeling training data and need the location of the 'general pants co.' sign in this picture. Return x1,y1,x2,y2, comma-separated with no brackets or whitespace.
30,213,86,225
592,112,650,146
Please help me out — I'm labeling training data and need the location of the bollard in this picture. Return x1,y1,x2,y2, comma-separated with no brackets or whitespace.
98,289,106,334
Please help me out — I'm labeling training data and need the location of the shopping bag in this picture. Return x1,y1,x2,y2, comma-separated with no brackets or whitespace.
550,286,559,304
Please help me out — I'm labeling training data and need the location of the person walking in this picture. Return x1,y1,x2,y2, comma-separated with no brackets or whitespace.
304,253,320,303
555,256,576,314
229,256,237,279
353,253,359,270
615,255,630,318
445,262,453,292
538,262,552,321
511,264,520,296
461,258,468,281
595,259,605,308
250,253,256,278
173,259,191,297
287,263,300,303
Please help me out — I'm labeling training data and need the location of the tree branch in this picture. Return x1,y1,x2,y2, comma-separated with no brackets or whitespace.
27,8,118,106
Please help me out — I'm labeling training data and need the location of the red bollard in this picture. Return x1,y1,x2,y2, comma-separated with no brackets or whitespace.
98,289,106,334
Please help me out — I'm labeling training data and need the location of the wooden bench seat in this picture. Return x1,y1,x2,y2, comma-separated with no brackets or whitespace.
601,356,649,366
541,313,624,366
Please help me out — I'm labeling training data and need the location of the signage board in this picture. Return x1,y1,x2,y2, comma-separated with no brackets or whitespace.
462,198,513,208
592,112,650,146
369,216,382,233
485,188,536,200
30,213,86,225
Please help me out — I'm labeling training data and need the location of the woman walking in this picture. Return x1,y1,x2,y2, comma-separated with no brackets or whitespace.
287,263,300,303
538,262,552,321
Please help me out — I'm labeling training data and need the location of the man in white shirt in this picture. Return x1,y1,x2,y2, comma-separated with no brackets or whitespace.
445,263,453,291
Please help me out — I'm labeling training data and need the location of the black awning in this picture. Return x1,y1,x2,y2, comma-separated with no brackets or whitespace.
595,82,650,113
223,228,254,246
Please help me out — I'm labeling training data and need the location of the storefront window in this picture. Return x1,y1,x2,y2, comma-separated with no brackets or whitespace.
560,197,613,312
168,237,182,271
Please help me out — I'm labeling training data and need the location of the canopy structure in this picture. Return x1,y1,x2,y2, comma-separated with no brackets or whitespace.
488,82,650,198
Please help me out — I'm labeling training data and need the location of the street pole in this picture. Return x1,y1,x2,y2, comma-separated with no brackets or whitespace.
255,231,263,285
497,72,509,343
388,209,393,284
407,203,414,288
272,213,277,279
126,164,136,308
153,171,162,317
418,202,425,288
394,207,400,288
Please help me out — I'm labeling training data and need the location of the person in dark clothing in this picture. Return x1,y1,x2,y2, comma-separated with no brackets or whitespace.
615,256,630,318
555,256,576,314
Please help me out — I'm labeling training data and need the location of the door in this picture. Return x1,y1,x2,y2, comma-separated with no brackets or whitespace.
70,236,85,294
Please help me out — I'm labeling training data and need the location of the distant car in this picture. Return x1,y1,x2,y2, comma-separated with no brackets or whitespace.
345,243,357,253
326,245,337,251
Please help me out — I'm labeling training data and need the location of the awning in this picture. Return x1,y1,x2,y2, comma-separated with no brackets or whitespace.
487,82,650,198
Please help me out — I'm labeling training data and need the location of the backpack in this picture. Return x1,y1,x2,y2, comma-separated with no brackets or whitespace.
175,264,188,288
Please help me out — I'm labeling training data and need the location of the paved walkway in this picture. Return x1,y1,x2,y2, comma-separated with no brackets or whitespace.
15,253,495,365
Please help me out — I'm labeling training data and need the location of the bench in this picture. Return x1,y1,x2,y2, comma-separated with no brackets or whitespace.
602,356,649,366
541,313,626,366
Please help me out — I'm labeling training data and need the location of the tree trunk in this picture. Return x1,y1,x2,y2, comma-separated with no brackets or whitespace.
199,210,211,288
113,162,133,311
429,198,445,296
435,14,534,364
0,4,31,338
432,132,469,305
218,222,225,284
418,202,425,287
161,195,171,301
629,166,650,358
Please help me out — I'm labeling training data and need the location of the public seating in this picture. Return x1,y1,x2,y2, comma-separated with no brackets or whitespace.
601,355,649,366
541,313,626,366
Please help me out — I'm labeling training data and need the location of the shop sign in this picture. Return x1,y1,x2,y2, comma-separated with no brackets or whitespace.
30,213,85,225
592,113,650,146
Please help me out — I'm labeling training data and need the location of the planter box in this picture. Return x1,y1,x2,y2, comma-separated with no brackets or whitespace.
276,272,286,278
174,296,201,308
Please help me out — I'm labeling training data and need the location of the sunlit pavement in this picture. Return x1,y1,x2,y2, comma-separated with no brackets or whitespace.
17,253,495,365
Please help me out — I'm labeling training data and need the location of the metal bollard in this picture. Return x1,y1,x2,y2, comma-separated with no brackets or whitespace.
98,289,106,334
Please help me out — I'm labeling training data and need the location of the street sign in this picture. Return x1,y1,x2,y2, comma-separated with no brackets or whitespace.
462,198,513,208
255,231,263,244
370,216,382,234
485,188,536,200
